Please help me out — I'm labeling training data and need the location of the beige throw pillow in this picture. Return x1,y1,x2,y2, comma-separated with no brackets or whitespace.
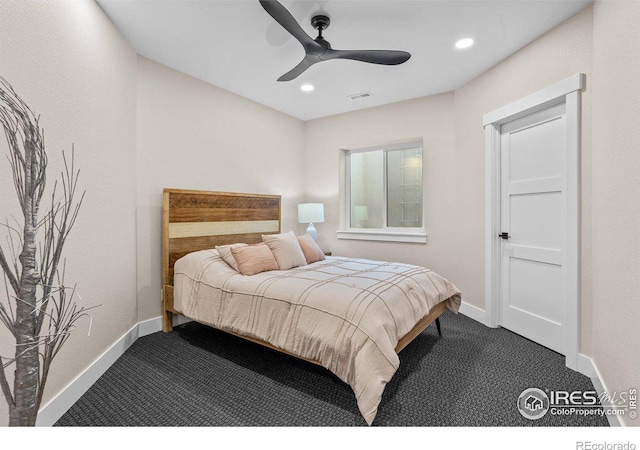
262,231,308,270
215,243,248,271
297,233,326,264
230,243,279,276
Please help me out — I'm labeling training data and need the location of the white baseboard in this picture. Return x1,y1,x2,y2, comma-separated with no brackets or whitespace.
458,301,488,326
37,310,620,428
576,353,595,378
36,322,140,426
36,313,192,426
577,353,623,427
138,316,162,337
456,306,623,427
174,314,193,327
139,315,193,337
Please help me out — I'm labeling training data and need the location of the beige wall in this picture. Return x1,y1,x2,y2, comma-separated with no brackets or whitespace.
591,0,640,427
453,6,593,351
0,0,138,426
136,56,305,321
304,93,457,281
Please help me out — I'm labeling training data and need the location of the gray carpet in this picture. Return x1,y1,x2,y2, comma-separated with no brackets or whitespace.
55,311,608,426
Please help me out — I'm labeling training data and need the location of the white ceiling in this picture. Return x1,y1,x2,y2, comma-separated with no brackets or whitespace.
97,0,592,121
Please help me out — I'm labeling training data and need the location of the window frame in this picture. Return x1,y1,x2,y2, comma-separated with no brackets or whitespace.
338,139,428,244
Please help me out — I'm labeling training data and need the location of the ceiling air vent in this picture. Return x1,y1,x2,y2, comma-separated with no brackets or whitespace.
347,92,373,100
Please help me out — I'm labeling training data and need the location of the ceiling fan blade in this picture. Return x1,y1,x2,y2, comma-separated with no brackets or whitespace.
277,55,319,82
325,49,411,65
259,0,319,53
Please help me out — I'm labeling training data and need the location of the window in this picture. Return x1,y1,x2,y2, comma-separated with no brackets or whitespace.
338,139,427,243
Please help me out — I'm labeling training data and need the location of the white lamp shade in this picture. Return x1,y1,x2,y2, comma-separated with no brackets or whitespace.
298,203,324,224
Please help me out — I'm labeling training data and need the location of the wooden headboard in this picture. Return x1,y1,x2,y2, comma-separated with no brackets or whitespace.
161,188,281,331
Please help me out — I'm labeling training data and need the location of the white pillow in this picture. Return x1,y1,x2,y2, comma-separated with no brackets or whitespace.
215,243,248,272
262,231,307,270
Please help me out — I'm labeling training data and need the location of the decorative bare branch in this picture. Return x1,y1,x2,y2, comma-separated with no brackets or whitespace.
36,150,85,337
0,249,18,295
0,76,92,426
0,356,14,407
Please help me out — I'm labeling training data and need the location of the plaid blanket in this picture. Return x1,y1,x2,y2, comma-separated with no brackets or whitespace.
174,251,461,425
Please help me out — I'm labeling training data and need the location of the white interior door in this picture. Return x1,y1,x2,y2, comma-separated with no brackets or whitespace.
500,102,567,354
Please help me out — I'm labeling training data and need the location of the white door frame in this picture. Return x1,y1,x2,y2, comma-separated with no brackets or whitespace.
483,73,585,371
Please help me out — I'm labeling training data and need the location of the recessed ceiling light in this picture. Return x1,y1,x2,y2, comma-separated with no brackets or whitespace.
300,84,314,92
455,38,474,49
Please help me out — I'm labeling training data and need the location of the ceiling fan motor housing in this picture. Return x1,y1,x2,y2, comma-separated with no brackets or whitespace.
311,14,331,49
311,14,330,31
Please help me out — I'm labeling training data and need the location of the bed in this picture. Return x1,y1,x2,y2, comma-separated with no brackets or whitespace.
162,188,461,425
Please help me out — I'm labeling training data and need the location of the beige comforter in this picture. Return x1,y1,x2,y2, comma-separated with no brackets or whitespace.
174,250,461,425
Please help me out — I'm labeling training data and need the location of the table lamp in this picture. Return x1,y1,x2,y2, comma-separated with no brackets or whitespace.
298,203,324,242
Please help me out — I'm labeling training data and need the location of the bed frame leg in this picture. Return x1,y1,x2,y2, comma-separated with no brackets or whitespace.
435,317,442,337
163,310,173,333
162,286,174,332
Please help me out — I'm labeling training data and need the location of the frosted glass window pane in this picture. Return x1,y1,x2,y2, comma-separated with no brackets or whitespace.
387,148,422,227
350,150,384,228
348,143,422,230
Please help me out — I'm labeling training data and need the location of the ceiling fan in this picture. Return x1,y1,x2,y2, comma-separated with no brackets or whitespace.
259,0,411,82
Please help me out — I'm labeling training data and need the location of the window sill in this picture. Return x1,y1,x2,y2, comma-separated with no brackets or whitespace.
336,229,428,244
